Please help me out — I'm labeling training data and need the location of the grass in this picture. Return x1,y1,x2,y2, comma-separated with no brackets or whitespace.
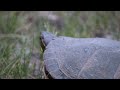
0,11,120,79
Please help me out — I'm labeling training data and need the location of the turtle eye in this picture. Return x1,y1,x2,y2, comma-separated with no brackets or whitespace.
40,35,44,40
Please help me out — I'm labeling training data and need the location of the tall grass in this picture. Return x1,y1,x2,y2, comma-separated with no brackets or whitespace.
0,11,120,79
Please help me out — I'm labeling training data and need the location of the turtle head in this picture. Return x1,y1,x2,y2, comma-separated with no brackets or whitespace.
40,31,56,51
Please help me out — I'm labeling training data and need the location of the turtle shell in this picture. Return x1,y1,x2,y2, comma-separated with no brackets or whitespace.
43,36,120,79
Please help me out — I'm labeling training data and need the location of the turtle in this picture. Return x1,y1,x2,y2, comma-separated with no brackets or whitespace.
40,31,120,79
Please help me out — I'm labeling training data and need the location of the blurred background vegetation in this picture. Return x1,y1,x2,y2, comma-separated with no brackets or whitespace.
0,11,120,79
